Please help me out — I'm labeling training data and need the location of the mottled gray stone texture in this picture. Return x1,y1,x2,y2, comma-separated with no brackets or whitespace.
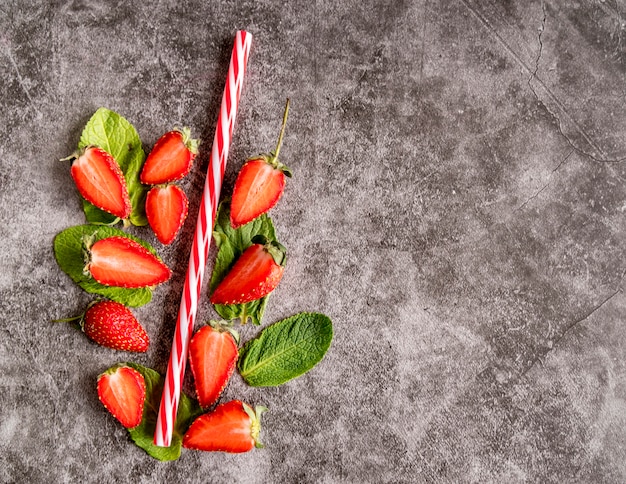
1,0,625,482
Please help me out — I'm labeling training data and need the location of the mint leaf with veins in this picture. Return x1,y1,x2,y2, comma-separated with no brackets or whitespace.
238,312,333,386
53,224,158,307
210,201,278,325
78,107,148,226
125,363,201,461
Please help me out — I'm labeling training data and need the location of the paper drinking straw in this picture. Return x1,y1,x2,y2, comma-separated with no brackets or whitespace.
153,30,252,447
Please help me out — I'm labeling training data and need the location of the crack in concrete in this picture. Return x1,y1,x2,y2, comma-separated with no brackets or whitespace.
514,180,551,213
1,37,42,117
516,287,622,384
513,148,573,213
528,0,547,84
458,0,626,164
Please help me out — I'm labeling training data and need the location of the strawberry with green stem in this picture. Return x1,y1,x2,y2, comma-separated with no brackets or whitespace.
230,99,292,229
55,300,149,352
210,235,286,305
183,400,267,453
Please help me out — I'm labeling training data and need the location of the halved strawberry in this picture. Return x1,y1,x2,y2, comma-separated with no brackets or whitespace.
230,99,292,228
86,235,171,288
145,184,189,245
67,146,131,219
210,236,286,305
140,127,199,185
82,300,149,352
183,400,267,453
189,322,239,409
97,364,145,428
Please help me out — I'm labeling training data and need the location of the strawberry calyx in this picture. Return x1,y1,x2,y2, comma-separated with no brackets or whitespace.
242,402,268,449
207,319,240,345
251,234,287,266
251,98,293,177
175,126,201,155
81,233,98,276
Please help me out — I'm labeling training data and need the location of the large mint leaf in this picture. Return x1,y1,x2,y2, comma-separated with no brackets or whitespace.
210,202,278,325
125,363,202,462
238,312,333,386
78,107,148,226
53,224,158,307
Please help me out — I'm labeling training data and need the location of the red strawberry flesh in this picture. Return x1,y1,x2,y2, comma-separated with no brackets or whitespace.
229,99,291,228
97,365,145,428
183,400,265,453
145,184,189,245
189,324,238,408
88,236,171,288
210,243,285,305
230,159,286,228
140,128,198,185
70,147,131,219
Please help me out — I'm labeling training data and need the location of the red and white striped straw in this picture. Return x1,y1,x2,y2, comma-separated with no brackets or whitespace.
153,30,252,448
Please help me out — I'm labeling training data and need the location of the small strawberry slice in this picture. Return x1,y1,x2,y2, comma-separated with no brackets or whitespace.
189,322,239,409
140,127,199,185
97,364,145,428
230,99,292,228
86,235,171,288
183,400,267,453
210,236,286,305
82,300,149,352
67,146,132,220
145,184,189,245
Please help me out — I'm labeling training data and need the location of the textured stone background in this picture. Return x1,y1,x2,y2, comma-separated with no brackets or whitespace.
1,0,625,482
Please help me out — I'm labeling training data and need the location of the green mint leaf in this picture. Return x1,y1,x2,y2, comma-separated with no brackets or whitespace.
238,312,333,386
78,107,148,226
210,202,278,325
53,224,158,307
125,363,202,462
81,200,118,225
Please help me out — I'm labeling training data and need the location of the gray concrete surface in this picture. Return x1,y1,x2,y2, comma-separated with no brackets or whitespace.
1,0,625,482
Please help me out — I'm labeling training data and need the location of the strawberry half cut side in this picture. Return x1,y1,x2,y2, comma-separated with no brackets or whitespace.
145,184,189,245
183,400,267,453
140,127,199,185
189,322,239,409
230,99,292,228
210,236,286,305
86,235,171,288
67,146,132,220
230,159,289,229
83,300,149,352
97,365,145,428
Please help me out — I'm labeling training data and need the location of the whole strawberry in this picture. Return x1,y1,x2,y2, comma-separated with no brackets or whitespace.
229,99,292,229
67,300,149,352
